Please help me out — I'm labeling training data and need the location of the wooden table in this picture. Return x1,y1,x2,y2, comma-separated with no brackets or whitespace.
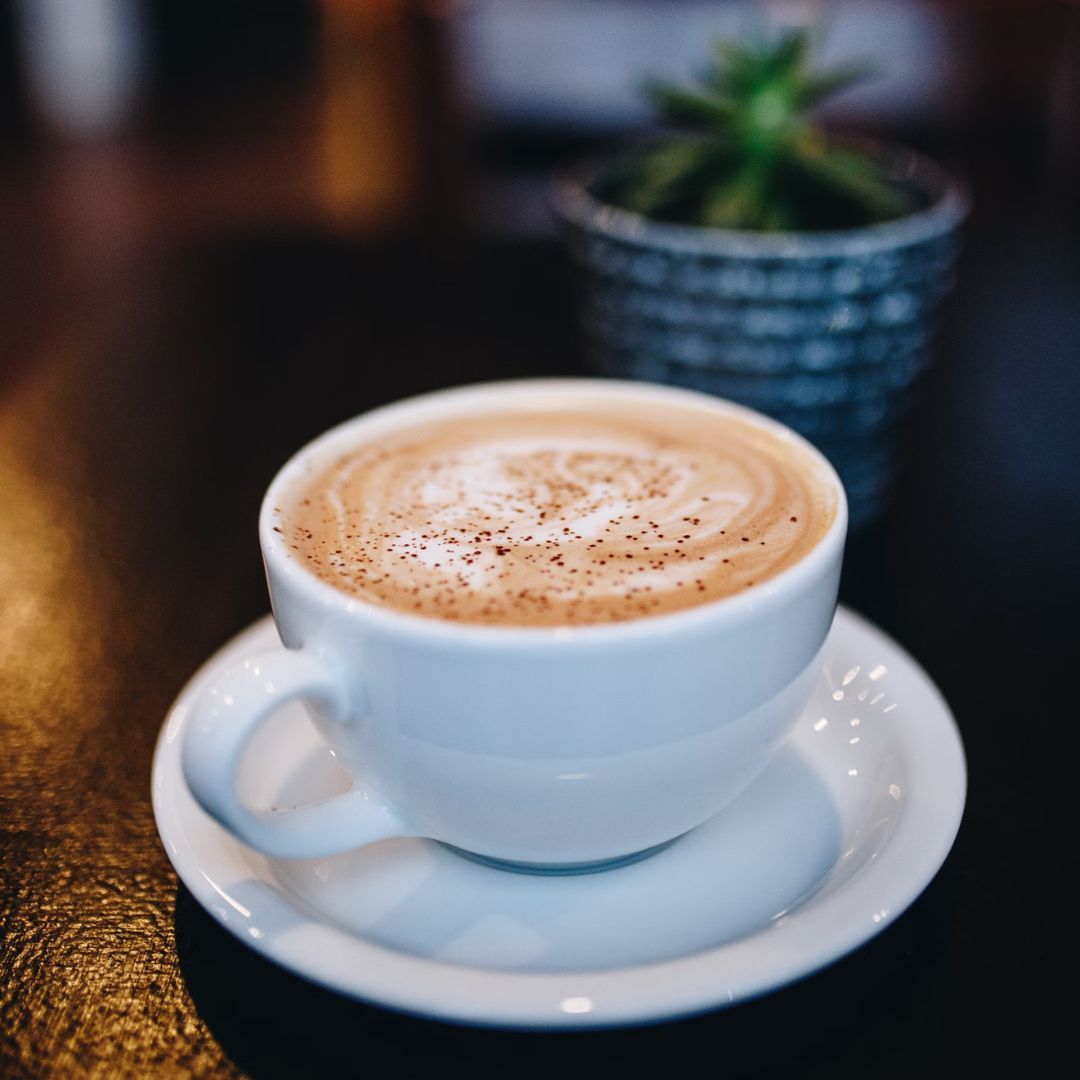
2,214,1076,1076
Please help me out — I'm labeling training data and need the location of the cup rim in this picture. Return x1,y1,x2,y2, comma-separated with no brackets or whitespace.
260,378,848,649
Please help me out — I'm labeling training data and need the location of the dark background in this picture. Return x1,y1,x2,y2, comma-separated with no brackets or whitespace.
2,2,1078,1076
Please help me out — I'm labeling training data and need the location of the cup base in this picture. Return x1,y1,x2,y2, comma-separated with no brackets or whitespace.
442,836,682,876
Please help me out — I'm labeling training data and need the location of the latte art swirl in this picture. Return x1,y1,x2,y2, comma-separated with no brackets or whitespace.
279,405,836,626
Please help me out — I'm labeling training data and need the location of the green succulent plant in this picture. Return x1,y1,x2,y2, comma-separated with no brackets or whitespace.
600,29,922,231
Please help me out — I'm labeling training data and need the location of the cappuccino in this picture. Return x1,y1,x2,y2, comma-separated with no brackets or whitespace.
278,398,836,626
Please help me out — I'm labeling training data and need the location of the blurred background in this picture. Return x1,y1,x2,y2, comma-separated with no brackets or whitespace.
0,0,1077,367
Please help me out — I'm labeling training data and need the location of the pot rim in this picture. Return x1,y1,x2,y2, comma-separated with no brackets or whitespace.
553,136,970,258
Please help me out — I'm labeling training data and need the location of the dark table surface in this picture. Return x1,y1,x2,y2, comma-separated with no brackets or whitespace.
2,212,1078,1077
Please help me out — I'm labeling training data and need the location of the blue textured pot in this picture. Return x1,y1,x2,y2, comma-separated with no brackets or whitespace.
555,142,969,527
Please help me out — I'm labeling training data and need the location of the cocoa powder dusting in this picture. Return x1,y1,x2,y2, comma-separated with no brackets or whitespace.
277,403,835,627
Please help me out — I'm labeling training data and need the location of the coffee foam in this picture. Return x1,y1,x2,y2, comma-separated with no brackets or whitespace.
277,402,836,626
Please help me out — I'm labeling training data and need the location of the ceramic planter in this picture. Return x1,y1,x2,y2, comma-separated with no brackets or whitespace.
555,143,969,527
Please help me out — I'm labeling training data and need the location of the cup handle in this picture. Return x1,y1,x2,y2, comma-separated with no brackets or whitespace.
181,647,409,858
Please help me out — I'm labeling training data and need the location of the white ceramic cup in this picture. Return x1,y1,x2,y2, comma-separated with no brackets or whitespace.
182,379,847,871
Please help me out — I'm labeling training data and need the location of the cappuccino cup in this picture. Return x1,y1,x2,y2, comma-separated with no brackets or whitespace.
182,379,846,871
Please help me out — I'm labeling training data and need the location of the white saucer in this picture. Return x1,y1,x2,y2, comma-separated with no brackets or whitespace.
152,607,965,1029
